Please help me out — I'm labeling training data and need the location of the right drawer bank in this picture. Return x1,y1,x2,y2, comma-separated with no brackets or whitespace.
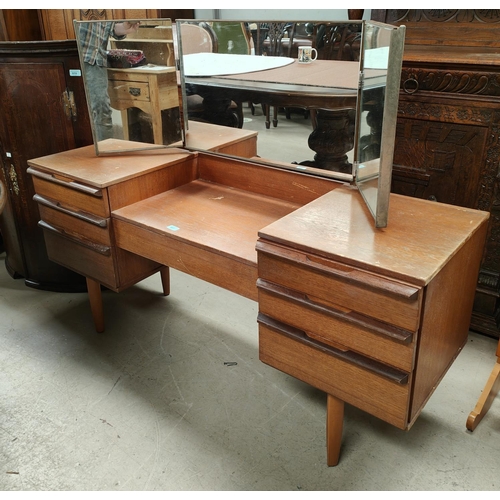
256,186,489,431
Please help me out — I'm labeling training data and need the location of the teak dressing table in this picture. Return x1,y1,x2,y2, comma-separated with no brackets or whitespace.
27,140,489,466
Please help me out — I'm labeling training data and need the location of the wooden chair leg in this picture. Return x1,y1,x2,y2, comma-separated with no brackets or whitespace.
265,104,271,129
86,277,104,333
272,105,279,127
466,358,500,431
159,266,170,296
326,394,344,466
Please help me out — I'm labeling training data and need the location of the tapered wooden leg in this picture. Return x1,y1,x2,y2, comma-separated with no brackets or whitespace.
326,394,344,466
86,277,104,333
159,266,170,296
467,359,500,431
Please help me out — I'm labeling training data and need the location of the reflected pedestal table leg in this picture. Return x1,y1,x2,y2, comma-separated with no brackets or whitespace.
299,108,356,174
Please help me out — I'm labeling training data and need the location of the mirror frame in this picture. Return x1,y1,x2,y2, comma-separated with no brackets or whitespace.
354,22,406,228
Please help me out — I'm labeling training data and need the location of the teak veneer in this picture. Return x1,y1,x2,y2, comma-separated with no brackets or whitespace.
27,140,489,466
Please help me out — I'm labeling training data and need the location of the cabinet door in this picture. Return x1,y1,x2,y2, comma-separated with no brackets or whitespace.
0,43,92,289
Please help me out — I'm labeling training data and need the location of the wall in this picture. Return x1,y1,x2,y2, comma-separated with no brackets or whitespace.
194,9,371,21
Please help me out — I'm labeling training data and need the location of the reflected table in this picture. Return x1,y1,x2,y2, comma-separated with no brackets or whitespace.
107,65,179,144
184,54,359,172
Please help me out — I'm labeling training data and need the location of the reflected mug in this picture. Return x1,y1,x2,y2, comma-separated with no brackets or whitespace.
298,46,318,64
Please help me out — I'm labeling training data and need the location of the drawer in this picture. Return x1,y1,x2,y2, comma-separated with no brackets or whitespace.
108,79,150,103
258,314,411,429
36,194,111,247
40,221,117,289
258,279,416,373
257,242,422,332
28,167,109,217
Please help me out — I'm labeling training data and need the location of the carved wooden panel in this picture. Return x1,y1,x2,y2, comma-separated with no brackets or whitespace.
374,9,500,24
371,9,500,47
372,9,500,338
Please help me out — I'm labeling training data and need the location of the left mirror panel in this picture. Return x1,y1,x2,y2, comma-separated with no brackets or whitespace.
74,18,183,155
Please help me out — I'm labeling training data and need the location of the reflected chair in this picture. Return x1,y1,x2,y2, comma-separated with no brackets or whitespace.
308,23,362,129
256,22,296,129
179,21,218,54
313,22,362,62
180,22,243,128
211,21,253,55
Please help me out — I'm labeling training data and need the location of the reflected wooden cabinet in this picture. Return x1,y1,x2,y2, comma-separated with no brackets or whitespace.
371,9,500,339
38,9,194,40
0,9,195,41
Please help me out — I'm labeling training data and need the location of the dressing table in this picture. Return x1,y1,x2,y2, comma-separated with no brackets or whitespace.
26,18,490,466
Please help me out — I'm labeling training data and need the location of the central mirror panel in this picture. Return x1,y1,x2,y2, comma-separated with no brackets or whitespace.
177,20,361,182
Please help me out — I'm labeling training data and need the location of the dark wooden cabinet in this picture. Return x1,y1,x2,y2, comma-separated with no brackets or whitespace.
0,40,93,290
371,9,500,339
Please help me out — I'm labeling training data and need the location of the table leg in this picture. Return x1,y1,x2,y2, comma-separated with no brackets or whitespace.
159,266,170,296
299,108,356,173
86,277,104,333
121,110,130,140
326,393,344,466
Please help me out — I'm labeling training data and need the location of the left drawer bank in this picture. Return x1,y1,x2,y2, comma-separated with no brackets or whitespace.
27,142,197,292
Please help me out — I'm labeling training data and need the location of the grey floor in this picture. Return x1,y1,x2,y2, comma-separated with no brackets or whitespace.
1,108,500,491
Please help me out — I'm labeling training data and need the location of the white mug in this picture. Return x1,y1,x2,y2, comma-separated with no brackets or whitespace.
298,46,318,64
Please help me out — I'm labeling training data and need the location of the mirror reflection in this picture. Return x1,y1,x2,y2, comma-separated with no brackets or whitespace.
178,20,364,180
74,18,182,155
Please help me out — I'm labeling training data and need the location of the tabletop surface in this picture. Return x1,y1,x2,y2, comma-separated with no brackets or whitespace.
183,53,294,77
258,185,490,286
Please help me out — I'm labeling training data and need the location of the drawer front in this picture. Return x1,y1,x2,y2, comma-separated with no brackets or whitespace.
258,280,416,373
257,246,422,332
40,221,117,289
37,196,111,247
259,314,411,429
30,170,109,217
108,79,150,102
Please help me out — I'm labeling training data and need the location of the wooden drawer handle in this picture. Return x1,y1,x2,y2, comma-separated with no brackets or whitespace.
257,278,413,344
256,240,420,301
258,313,409,385
27,167,103,197
38,220,111,256
34,194,107,227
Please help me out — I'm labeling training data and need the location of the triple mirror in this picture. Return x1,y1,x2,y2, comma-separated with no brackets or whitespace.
74,18,405,227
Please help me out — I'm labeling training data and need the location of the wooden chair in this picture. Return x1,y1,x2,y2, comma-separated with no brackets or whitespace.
180,22,244,128
179,21,218,55
256,22,295,129
211,21,253,55
466,337,500,431
313,22,362,62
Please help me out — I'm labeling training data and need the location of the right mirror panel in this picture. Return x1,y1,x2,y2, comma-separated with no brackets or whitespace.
355,21,406,228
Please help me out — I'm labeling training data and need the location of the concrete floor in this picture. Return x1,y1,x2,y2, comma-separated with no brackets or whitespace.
0,249,499,491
